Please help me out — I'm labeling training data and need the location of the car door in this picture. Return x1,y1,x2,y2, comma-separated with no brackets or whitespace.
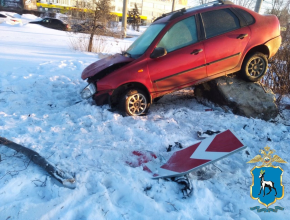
201,8,251,77
147,15,206,95
50,19,58,29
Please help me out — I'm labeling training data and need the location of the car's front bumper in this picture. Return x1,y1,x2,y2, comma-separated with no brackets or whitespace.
81,83,113,106
93,91,110,106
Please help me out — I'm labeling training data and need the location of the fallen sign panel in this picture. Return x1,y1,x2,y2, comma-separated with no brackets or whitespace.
138,129,246,178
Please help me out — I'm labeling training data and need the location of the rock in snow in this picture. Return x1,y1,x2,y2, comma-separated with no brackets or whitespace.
194,76,278,121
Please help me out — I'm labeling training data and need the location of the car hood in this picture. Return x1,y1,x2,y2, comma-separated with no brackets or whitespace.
81,54,134,80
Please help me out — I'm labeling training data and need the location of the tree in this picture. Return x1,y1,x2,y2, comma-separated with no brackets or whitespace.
70,0,115,52
128,3,141,31
87,0,113,52
262,0,290,103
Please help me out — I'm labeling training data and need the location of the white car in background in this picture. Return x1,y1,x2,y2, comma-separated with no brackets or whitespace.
0,13,22,25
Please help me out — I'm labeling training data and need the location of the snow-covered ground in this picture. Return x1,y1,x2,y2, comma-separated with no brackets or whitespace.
0,13,289,220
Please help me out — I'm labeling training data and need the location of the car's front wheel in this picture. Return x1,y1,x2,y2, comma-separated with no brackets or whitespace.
241,52,268,82
121,89,149,116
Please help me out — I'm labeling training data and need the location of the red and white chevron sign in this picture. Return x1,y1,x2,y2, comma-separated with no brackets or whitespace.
145,129,246,178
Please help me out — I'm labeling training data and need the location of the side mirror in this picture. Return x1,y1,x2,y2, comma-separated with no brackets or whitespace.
150,47,167,59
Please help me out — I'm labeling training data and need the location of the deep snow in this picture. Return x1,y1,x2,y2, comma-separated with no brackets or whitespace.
0,13,289,220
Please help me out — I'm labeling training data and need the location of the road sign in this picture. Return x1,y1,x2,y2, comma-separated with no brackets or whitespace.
144,129,246,178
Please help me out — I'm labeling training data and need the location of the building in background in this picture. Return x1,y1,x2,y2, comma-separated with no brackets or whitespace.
0,0,37,10
111,0,188,21
35,0,188,22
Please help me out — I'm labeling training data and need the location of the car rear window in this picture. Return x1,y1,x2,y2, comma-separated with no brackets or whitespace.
201,9,240,38
234,8,255,25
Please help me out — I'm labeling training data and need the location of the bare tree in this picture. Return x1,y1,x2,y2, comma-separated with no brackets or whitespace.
87,0,113,52
128,3,141,31
263,0,290,103
69,0,115,52
232,0,255,8
267,0,290,25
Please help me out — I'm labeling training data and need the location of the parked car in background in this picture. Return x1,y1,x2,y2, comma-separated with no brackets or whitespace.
71,21,105,33
29,18,70,31
80,0,281,116
0,13,22,25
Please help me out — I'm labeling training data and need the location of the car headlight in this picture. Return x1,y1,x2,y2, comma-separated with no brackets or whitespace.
81,83,97,99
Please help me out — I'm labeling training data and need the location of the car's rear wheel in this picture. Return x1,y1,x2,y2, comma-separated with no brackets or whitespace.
121,89,149,116
241,52,268,82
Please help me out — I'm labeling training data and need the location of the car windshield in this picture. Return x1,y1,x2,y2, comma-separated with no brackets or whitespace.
126,23,165,58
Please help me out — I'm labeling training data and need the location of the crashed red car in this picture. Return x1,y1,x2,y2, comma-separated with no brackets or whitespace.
81,0,281,116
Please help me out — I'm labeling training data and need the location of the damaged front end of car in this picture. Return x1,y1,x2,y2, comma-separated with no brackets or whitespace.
80,53,134,105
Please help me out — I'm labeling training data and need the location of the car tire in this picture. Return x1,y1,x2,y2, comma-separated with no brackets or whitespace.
241,52,268,82
121,89,150,116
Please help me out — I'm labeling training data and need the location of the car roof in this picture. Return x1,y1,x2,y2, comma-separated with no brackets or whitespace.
153,0,234,23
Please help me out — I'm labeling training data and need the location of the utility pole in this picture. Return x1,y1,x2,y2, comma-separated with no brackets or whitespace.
141,0,144,15
172,0,175,11
254,0,263,13
122,0,128,38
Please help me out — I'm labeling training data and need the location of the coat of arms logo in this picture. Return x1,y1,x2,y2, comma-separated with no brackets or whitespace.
247,146,287,212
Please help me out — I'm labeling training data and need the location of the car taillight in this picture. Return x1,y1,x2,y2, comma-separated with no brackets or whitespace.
11,19,17,22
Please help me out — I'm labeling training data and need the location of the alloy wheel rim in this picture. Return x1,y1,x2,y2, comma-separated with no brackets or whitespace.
248,57,266,77
127,93,147,115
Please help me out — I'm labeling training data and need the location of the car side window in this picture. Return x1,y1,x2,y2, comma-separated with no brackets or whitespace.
157,16,198,53
0,14,6,18
42,19,50,23
234,8,255,25
201,9,240,39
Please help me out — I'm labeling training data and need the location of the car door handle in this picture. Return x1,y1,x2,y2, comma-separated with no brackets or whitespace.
191,49,203,55
237,34,248,39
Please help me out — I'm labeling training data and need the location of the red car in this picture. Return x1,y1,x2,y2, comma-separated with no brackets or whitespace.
81,0,281,116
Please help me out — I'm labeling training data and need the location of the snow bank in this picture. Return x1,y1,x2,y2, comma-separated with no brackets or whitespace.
21,13,41,21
